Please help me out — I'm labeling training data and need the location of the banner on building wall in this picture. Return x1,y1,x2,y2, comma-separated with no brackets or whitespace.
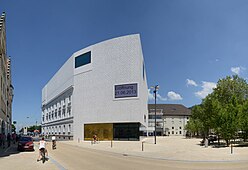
114,83,138,98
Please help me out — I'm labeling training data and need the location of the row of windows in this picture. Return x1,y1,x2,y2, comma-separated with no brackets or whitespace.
148,115,163,119
148,122,163,126
43,124,72,135
165,120,189,124
148,115,189,120
42,105,71,122
148,120,189,127
168,131,182,135
42,96,72,123
44,96,71,113
148,112,189,119
169,117,189,119
0,75,9,102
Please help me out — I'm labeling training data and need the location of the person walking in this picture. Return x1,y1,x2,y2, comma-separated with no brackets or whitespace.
12,133,16,144
2,133,6,148
0,133,2,148
7,133,11,147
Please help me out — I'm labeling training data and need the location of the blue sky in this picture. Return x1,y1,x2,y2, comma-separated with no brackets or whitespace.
1,0,248,129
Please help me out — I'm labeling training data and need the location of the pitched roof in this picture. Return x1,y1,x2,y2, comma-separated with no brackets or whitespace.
148,104,191,116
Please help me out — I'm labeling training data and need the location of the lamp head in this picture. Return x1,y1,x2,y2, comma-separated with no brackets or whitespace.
150,85,159,90
155,85,159,90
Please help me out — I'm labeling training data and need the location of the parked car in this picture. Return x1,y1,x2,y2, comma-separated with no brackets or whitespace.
17,136,34,151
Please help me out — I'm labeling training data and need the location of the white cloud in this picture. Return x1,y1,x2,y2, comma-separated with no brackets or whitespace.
148,89,183,101
167,91,183,101
148,89,167,101
231,66,246,75
148,89,154,100
157,93,167,101
195,81,216,99
231,67,241,75
186,79,198,87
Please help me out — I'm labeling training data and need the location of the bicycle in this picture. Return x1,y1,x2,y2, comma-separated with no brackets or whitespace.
52,140,56,150
91,138,100,145
40,148,46,163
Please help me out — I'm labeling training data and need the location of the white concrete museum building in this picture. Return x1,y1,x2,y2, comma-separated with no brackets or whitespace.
41,34,148,141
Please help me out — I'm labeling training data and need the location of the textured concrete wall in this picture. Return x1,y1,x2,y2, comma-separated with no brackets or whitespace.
42,34,148,141
42,56,74,105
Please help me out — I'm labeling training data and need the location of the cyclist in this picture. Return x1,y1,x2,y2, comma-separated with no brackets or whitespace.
93,134,97,144
37,137,48,161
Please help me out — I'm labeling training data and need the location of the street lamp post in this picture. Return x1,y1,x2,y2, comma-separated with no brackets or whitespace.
151,85,159,144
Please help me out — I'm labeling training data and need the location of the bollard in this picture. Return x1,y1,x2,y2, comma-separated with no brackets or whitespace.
142,141,144,151
231,143,233,154
111,140,113,148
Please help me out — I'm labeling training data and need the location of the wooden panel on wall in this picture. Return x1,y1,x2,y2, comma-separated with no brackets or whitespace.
84,123,113,141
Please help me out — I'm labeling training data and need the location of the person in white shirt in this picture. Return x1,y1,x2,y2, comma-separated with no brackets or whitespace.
52,135,56,141
37,137,48,161
52,135,56,149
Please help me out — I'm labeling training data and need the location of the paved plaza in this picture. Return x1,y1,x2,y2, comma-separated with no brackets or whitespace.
63,136,248,162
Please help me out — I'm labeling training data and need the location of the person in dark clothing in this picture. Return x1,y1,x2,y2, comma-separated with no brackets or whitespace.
7,133,11,147
0,133,2,148
12,133,16,144
2,133,5,148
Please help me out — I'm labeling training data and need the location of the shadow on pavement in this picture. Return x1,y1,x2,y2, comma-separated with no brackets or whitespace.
196,140,248,148
0,144,34,158
234,142,248,147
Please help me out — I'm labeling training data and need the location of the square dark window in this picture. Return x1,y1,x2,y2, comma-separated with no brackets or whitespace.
75,51,91,68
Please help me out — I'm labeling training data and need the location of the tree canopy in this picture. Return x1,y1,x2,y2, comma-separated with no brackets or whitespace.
186,75,248,145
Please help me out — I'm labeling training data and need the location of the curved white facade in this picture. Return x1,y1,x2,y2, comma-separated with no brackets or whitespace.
42,34,148,141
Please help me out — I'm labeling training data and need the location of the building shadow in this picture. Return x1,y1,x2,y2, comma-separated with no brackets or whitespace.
0,144,27,158
234,142,248,147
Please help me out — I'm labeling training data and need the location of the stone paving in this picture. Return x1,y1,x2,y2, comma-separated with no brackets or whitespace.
62,136,248,162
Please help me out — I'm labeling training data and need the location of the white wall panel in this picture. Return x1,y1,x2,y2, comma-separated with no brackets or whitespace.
42,34,148,141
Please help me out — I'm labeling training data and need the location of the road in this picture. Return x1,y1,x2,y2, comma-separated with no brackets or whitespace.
1,141,248,170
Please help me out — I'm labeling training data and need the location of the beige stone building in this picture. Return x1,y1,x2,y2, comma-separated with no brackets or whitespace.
0,12,14,135
147,104,191,136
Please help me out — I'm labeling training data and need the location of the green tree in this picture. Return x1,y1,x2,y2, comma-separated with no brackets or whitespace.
188,75,248,146
212,75,248,145
238,100,248,141
187,98,216,139
27,125,41,132
12,124,16,133
185,117,203,137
